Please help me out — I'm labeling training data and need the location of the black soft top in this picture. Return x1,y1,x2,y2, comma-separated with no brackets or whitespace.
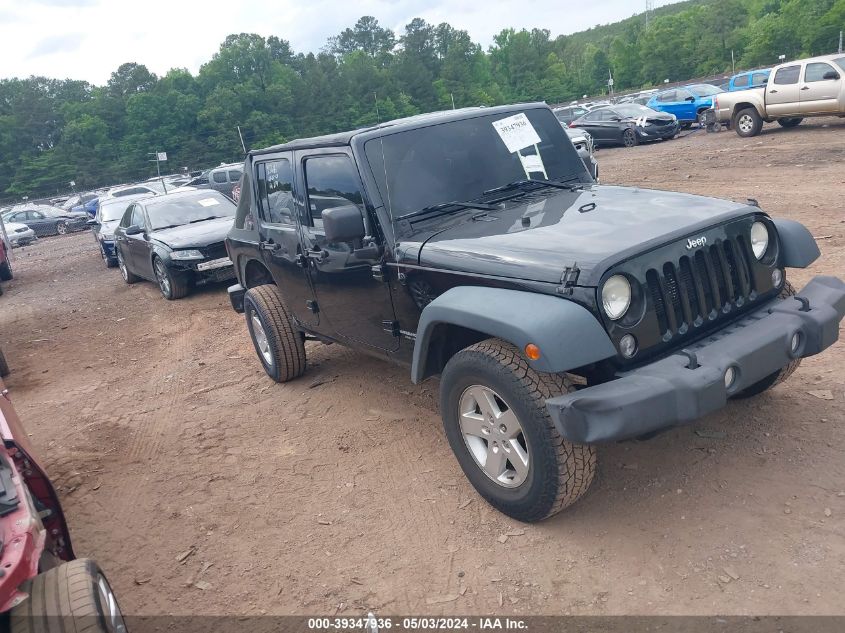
248,103,550,156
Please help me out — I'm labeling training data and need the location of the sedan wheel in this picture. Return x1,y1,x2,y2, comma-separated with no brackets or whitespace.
154,258,171,297
117,249,138,284
56,221,68,235
622,128,638,147
153,256,189,300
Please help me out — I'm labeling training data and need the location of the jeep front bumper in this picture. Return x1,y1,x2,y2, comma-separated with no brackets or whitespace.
547,276,845,443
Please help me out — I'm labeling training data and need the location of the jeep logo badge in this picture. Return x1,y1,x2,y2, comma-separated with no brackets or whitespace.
686,236,707,250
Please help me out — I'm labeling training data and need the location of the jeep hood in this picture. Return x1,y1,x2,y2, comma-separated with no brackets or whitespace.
404,185,755,285
152,216,234,249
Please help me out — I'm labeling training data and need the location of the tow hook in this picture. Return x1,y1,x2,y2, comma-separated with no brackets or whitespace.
678,349,700,369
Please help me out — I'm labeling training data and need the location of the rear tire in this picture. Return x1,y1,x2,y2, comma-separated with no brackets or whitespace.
734,281,802,399
734,107,763,137
0,258,12,280
9,559,126,633
440,339,596,522
244,285,306,383
778,117,803,128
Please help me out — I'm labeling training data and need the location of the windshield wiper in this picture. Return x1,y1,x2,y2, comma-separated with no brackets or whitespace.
482,178,582,197
396,200,497,221
188,216,219,224
153,224,181,230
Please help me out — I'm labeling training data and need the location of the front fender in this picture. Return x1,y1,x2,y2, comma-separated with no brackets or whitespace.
411,287,616,383
773,219,820,268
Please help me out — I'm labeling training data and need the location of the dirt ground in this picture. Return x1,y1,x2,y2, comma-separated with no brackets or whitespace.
0,117,843,617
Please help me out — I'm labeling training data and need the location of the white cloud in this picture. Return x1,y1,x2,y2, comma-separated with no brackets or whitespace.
0,0,676,84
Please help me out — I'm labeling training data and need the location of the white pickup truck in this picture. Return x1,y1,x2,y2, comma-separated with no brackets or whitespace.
714,53,845,136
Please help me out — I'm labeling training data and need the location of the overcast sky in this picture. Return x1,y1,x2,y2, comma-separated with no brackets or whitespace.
1,0,675,85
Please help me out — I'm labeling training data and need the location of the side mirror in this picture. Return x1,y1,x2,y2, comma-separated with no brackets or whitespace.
86,218,99,226
686,96,696,102
322,205,365,243
125,225,143,236
822,70,840,81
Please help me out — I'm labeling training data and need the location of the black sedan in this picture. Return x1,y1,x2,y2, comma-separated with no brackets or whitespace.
569,104,679,148
1,207,88,236
113,190,236,300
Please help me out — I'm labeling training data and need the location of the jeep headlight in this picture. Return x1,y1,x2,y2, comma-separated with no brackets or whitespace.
170,249,205,260
601,275,632,320
750,221,769,260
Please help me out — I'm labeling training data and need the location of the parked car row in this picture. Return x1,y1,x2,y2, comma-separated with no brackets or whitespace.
90,189,238,300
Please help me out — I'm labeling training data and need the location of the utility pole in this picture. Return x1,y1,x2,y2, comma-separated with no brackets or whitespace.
731,50,735,74
450,93,456,110
148,151,168,194
839,30,843,54
237,126,247,154
645,0,653,29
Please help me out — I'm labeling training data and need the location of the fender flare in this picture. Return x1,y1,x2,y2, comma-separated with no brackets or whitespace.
411,286,616,383
773,218,819,268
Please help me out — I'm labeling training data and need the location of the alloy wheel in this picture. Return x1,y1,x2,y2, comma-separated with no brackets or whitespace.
250,310,274,366
154,259,171,297
96,573,128,633
118,252,128,282
458,385,529,488
622,129,636,147
56,222,67,235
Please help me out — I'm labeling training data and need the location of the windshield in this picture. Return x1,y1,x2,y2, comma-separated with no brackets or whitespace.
364,108,587,222
613,104,658,117
688,84,722,97
100,200,131,222
146,193,235,230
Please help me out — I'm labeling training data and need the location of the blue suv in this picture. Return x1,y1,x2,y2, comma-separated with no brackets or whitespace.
727,69,771,91
647,84,723,127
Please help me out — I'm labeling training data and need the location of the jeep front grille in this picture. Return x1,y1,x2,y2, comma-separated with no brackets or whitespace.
646,236,756,338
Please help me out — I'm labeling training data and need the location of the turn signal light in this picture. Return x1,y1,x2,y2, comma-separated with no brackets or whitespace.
525,344,541,360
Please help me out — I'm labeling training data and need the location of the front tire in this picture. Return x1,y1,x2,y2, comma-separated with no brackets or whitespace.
778,117,803,128
244,285,306,383
55,221,68,235
734,107,763,137
100,243,118,268
622,128,638,147
0,257,12,280
9,559,127,633
440,339,596,522
734,281,802,399
153,256,190,300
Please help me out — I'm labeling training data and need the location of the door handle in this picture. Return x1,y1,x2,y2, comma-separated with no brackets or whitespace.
260,241,281,252
800,86,810,90
769,89,778,93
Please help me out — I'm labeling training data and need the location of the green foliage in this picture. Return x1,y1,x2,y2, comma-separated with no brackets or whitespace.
2,2,843,201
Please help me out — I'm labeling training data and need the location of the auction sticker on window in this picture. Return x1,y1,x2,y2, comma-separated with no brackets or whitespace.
492,113,542,153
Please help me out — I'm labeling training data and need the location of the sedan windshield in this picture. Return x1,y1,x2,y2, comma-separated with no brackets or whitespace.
364,108,587,222
100,200,132,222
146,193,235,231
688,84,722,97
613,104,659,117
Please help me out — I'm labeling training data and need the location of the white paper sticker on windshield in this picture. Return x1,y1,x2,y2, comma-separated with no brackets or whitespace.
198,198,220,207
520,153,545,173
492,113,542,153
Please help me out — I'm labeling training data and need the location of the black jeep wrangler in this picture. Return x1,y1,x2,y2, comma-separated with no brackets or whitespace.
225,103,845,522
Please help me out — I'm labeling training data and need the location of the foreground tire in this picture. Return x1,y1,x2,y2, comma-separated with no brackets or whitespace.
116,249,139,284
153,256,190,300
0,348,9,377
0,257,12,280
734,281,802,399
778,117,803,128
9,559,126,633
621,128,638,147
734,107,763,137
440,339,596,522
244,285,306,383
55,221,68,236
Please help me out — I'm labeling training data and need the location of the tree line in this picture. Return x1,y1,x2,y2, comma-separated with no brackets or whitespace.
1,0,842,201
